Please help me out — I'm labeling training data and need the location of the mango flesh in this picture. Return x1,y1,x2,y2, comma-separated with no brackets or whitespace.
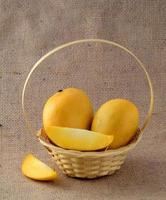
45,126,114,151
91,99,139,149
43,88,93,130
22,154,57,181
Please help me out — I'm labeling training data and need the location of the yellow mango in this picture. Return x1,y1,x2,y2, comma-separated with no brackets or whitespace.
45,126,114,151
22,154,57,181
43,88,93,130
91,99,139,149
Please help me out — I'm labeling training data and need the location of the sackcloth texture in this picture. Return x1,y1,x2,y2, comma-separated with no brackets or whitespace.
0,0,166,199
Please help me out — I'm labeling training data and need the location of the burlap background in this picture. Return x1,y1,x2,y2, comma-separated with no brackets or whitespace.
1,0,166,199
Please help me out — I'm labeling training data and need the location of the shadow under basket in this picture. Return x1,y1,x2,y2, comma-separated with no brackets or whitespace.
37,129,142,179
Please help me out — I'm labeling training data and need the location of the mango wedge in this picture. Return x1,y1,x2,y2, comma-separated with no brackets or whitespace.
45,126,114,151
22,154,57,181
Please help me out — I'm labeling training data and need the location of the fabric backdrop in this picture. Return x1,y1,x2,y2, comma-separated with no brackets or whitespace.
1,0,166,199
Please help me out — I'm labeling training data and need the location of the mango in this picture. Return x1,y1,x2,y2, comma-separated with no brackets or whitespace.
43,88,93,130
91,99,139,149
22,154,57,181
45,126,114,151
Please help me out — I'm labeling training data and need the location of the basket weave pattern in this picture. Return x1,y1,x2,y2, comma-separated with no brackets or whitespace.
49,152,126,178
38,129,141,178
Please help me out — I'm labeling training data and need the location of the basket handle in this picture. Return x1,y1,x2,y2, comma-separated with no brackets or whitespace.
22,39,154,134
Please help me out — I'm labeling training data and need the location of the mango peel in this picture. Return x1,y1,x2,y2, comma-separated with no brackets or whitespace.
91,99,139,149
43,88,93,130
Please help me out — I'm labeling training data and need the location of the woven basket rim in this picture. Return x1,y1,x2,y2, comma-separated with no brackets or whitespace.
37,129,142,158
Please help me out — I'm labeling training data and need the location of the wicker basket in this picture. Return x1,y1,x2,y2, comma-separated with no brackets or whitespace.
22,39,154,179
37,129,142,178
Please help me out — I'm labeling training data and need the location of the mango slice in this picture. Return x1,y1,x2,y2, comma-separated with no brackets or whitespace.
22,154,57,181
45,126,114,151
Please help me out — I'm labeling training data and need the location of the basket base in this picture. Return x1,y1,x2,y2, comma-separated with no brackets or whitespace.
64,169,117,179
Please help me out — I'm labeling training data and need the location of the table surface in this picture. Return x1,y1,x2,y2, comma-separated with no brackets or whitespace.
1,0,166,199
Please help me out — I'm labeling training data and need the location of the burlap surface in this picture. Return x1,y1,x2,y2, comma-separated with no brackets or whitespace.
1,0,166,199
